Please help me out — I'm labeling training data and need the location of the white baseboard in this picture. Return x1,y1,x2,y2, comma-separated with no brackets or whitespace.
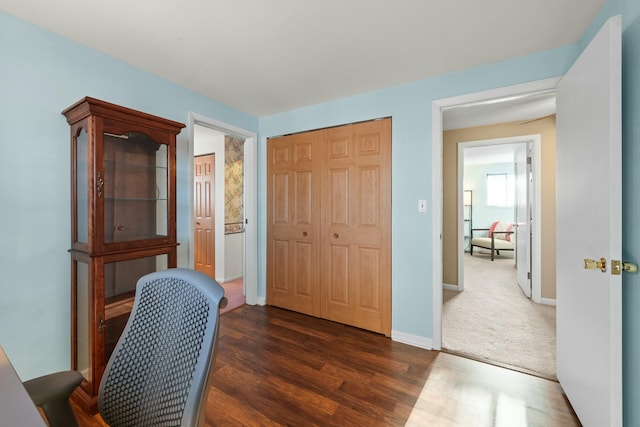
540,297,556,306
443,283,459,291
391,330,433,350
222,274,243,283
256,296,266,306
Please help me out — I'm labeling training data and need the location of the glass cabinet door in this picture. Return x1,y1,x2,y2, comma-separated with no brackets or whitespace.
102,253,169,360
102,131,168,244
73,125,90,247
73,258,91,384
72,253,169,392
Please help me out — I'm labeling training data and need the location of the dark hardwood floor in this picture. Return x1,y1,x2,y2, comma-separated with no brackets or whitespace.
74,305,580,426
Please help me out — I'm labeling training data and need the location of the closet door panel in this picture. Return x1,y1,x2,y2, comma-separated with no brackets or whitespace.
271,239,289,293
359,247,381,308
322,119,391,335
328,244,350,306
267,119,391,335
267,132,322,316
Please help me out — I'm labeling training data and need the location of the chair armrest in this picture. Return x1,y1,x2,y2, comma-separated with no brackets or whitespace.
492,230,515,239
471,228,490,238
23,371,82,427
23,371,82,405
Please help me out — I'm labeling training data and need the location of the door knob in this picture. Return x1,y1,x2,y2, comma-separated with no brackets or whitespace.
584,257,607,272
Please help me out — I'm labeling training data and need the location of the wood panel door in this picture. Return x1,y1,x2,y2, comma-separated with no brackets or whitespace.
321,119,391,335
194,154,215,279
267,131,322,316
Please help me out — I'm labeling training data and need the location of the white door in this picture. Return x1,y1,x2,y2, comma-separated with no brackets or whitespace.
515,143,531,297
556,15,622,427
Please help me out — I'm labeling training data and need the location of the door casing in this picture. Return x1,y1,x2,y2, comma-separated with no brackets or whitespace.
432,77,560,349
188,113,258,305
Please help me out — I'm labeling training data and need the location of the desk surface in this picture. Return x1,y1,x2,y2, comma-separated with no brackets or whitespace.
0,347,47,427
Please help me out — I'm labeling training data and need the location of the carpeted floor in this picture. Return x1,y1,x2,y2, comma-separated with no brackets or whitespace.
443,253,556,379
220,277,245,314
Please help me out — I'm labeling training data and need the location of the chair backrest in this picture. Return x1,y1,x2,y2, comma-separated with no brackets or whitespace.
98,268,225,427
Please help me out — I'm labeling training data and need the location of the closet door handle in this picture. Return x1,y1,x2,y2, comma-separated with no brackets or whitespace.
333,233,339,239
302,231,308,237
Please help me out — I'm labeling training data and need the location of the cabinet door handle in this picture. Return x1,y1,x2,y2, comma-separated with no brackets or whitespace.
302,231,308,237
333,233,339,239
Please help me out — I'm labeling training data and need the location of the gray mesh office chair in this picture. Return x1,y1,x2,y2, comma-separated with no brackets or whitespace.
26,268,226,427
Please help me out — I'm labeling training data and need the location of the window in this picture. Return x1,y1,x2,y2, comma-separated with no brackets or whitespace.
486,173,515,207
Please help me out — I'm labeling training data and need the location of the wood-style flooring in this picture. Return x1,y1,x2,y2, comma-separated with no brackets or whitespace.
73,305,580,426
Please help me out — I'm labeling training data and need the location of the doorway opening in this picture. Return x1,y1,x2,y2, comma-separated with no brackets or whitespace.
455,137,540,299
432,78,558,378
188,113,258,309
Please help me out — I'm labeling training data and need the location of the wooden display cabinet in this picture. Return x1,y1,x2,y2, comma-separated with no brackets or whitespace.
63,97,184,413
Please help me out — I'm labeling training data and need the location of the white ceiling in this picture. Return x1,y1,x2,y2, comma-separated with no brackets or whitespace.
464,143,521,165
0,0,605,117
443,91,557,131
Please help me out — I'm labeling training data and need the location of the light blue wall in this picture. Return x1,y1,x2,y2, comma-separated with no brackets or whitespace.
623,8,640,422
0,11,257,380
258,47,577,341
579,1,640,425
591,1,640,425
259,2,640,424
4,1,640,424
464,163,515,230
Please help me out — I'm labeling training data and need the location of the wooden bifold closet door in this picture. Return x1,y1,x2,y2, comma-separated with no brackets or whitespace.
267,118,391,335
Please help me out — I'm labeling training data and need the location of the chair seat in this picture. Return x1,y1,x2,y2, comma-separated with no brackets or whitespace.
470,237,514,251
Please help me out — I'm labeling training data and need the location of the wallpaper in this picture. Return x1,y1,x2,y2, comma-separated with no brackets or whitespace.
225,136,244,234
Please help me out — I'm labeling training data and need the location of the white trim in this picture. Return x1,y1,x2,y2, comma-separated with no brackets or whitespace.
530,140,543,304
432,104,444,350
442,283,458,291
456,146,465,292
540,298,556,306
456,142,464,292
187,113,259,306
391,331,433,350
432,77,560,350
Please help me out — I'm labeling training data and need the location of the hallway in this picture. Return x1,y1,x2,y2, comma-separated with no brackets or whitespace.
443,253,556,379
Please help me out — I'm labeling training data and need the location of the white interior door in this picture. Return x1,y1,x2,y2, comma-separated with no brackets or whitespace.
515,143,531,297
556,15,622,427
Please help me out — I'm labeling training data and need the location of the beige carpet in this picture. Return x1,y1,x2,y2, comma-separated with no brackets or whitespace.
443,253,556,379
